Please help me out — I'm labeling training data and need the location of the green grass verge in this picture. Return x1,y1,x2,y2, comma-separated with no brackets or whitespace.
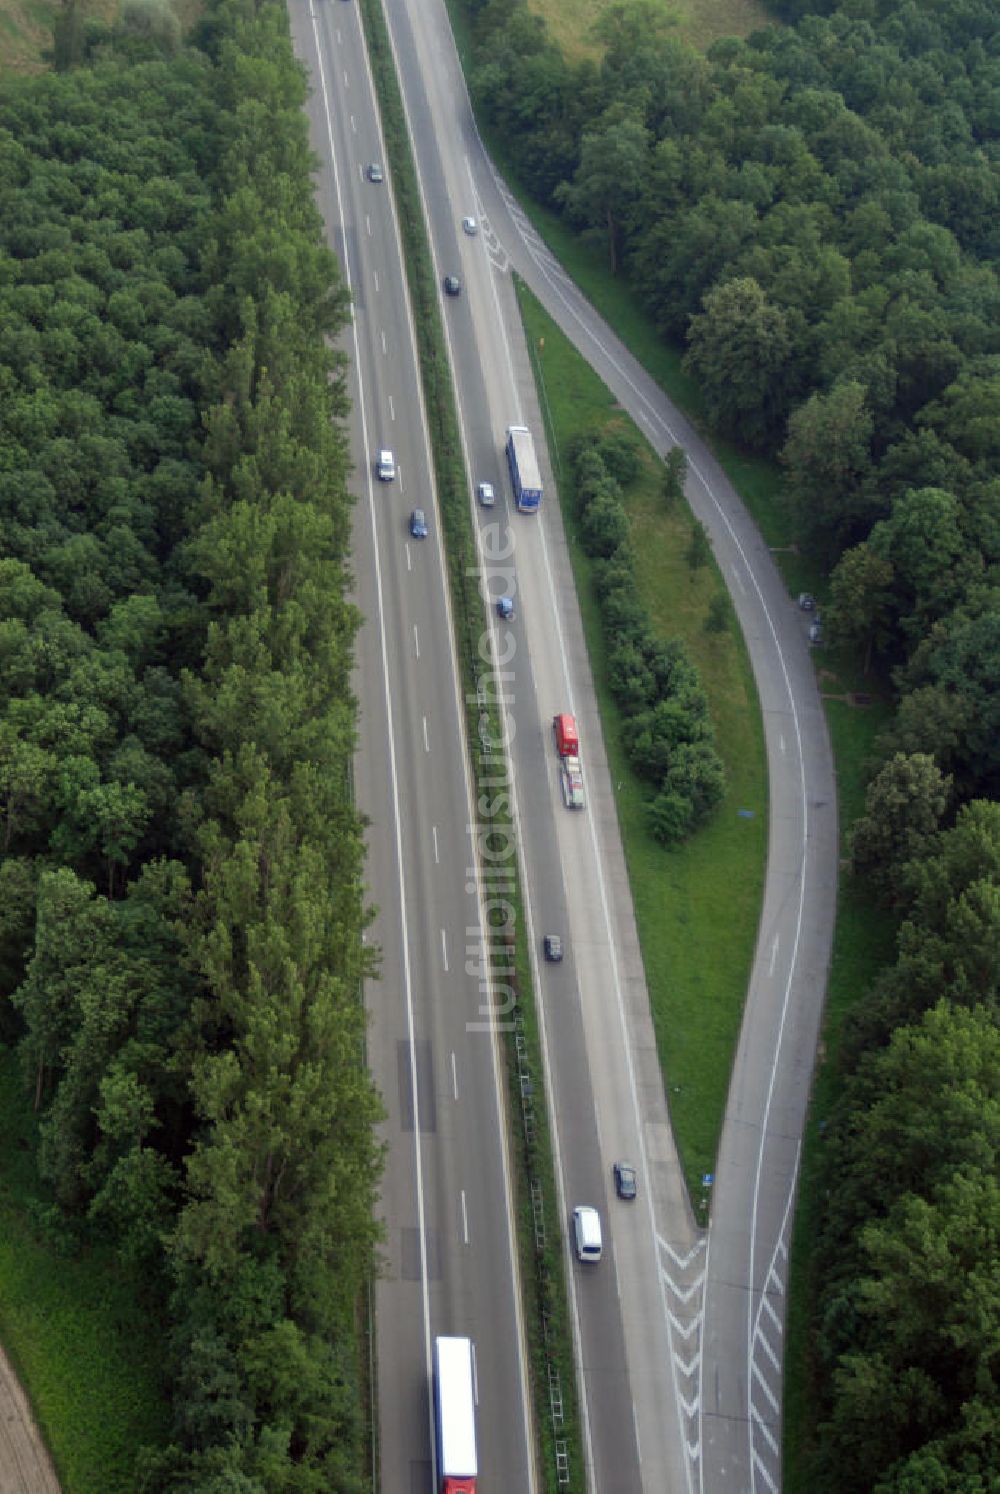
525,0,775,59
446,0,774,68
357,1,584,1487
0,1048,170,1492
517,277,768,1204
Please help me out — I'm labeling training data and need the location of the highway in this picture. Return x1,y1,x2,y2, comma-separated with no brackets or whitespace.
288,5,536,1490
292,2,839,1493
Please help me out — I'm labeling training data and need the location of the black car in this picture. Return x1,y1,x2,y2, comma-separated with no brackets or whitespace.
366,162,384,183
543,934,563,963
443,274,461,297
613,1162,637,1201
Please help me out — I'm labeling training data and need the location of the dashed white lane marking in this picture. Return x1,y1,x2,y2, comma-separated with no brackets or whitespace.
494,160,818,1494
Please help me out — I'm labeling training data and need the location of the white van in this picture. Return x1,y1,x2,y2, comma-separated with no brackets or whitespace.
572,1205,602,1263
376,449,396,481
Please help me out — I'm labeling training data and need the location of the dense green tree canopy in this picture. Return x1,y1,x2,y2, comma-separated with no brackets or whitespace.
0,2,379,1485
468,0,1000,705
463,4,1000,1487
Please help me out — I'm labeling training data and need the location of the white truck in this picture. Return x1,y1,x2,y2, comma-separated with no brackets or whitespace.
506,424,542,512
433,1336,478,1494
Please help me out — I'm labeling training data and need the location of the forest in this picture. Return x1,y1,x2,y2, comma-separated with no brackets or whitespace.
461,0,999,1485
0,0,380,1488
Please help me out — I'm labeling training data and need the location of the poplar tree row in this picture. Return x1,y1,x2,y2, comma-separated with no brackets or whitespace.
1,3,381,1487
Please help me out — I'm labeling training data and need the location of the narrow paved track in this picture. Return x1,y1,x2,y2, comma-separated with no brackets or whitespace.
0,1345,60,1494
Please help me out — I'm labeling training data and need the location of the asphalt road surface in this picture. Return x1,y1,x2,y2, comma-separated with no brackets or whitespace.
297,2,839,1492
289,5,537,1490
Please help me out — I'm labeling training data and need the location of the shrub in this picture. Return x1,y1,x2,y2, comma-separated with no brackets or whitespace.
582,490,631,559
592,545,638,600
607,638,656,715
647,790,694,846
596,429,642,486
686,519,712,571
601,581,649,645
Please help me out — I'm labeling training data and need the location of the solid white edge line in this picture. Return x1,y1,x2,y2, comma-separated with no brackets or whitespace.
353,7,540,1491
377,15,540,1490
503,164,819,1494
307,6,442,1481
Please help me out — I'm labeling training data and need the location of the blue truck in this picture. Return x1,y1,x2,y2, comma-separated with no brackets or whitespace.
505,425,542,512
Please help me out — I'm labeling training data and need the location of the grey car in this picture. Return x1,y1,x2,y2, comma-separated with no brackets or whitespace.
613,1162,637,1201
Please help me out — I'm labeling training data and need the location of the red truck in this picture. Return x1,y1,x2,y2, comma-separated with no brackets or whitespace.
553,713,585,809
